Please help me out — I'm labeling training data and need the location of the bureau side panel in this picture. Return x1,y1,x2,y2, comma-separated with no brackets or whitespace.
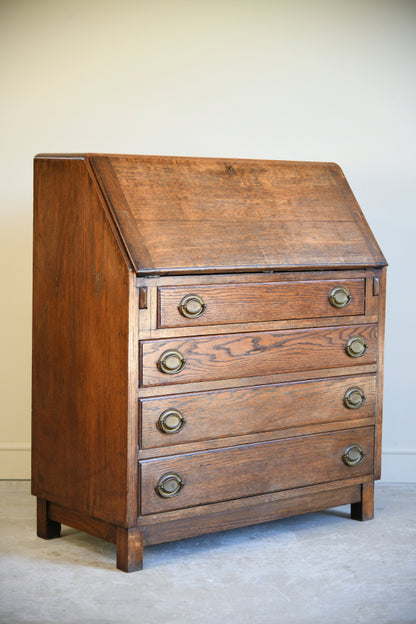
375,267,387,479
32,157,135,526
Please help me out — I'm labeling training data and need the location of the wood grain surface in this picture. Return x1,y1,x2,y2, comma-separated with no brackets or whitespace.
140,426,374,514
32,156,137,526
375,267,387,479
32,153,386,571
140,374,376,448
141,483,362,544
89,155,387,274
158,278,365,328
141,324,378,386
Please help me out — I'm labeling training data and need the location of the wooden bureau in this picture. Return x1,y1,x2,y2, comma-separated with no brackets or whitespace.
32,154,387,571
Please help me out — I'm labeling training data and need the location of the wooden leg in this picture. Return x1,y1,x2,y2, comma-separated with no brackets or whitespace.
351,482,374,521
37,498,61,539
116,527,143,572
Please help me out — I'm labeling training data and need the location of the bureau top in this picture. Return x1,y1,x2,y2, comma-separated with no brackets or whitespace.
34,153,386,276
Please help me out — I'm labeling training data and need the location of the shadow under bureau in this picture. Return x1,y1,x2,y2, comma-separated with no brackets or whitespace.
32,154,387,571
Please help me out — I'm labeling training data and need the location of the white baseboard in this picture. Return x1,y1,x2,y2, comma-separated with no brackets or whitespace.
380,449,416,483
0,444,415,482
0,443,31,479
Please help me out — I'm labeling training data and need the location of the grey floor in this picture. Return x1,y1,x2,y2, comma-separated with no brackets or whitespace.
0,482,415,624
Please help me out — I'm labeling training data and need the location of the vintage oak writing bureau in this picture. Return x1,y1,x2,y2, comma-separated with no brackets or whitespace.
32,154,387,571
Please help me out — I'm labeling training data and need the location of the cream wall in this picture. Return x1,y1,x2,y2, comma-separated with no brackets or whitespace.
1,0,415,480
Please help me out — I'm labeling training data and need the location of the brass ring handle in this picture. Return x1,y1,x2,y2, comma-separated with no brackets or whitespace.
156,472,184,498
344,386,366,409
158,408,186,434
157,350,186,374
329,286,352,308
345,336,368,358
179,294,206,319
342,444,366,466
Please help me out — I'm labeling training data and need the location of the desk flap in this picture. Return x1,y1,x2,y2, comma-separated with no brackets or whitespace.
89,154,386,275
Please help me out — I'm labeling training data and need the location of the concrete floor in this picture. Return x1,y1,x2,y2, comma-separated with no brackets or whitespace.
0,482,415,624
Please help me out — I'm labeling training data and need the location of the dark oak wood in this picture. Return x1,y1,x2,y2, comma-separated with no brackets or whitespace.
139,417,376,460
140,427,374,514
144,313,380,341
137,364,377,398
32,153,386,571
48,502,117,543
138,475,372,524
32,156,138,527
141,324,378,387
351,481,374,521
139,287,148,309
140,374,376,449
89,155,154,272
375,268,387,479
116,527,143,572
158,279,365,328
142,483,362,545
138,268,378,287
89,155,387,275
37,498,61,539
137,269,382,337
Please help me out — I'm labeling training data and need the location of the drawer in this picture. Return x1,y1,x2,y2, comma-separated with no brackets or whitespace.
157,279,365,328
140,374,376,448
140,426,375,514
140,324,377,387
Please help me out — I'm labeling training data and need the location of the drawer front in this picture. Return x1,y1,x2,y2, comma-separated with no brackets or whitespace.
140,374,376,448
140,426,374,514
157,279,366,328
141,324,377,387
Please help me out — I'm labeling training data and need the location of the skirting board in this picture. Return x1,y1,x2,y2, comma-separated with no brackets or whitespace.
381,449,416,483
0,444,30,479
0,445,415,482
